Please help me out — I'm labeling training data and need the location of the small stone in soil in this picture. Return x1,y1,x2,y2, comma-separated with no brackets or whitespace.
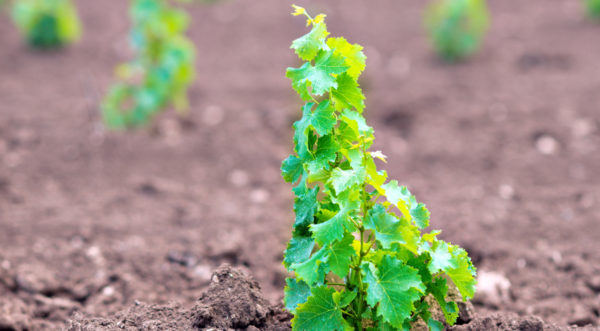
229,169,249,187
202,105,224,126
250,188,269,204
166,251,197,268
498,184,515,200
474,270,511,307
193,265,212,282
568,304,596,327
102,286,114,297
586,275,600,293
535,134,558,155
572,118,595,137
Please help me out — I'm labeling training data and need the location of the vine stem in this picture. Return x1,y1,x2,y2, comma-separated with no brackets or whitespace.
350,136,375,331
363,239,376,256
327,282,347,287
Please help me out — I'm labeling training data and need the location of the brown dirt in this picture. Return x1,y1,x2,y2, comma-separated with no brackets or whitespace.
449,313,575,331
66,265,291,331
0,0,599,330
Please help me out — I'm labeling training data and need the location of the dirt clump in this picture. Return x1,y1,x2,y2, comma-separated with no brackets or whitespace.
0,295,31,331
192,264,290,330
67,264,291,331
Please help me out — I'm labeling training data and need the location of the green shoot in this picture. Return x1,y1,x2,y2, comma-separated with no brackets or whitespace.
282,5,477,330
585,0,600,19
424,0,489,61
102,0,196,129
11,0,81,48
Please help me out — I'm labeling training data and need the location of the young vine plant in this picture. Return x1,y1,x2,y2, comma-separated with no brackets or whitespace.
11,0,81,48
585,0,600,19
424,0,489,61
281,5,477,330
102,0,195,129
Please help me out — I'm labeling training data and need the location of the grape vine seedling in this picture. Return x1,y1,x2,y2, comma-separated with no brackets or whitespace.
11,0,81,48
281,5,477,330
584,0,600,19
102,0,196,129
424,0,489,61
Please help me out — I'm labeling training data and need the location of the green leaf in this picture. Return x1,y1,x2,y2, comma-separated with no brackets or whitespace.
293,101,337,157
307,167,331,183
367,318,407,331
286,50,348,96
428,240,455,274
334,289,357,308
293,179,320,228
362,256,425,328
344,148,365,171
283,233,315,268
410,201,430,229
285,278,311,313
428,318,444,331
340,109,373,137
365,155,387,189
422,230,441,243
282,154,304,183
328,168,363,194
292,286,347,331
331,73,365,113
414,299,433,328
310,101,337,136
291,248,328,285
311,189,360,245
326,37,366,79
364,204,405,249
306,134,338,174
429,277,459,325
293,102,316,157
381,181,430,229
287,66,313,101
444,244,477,300
406,253,433,284
423,240,476,300
324,232,356,278
336,120,359,148
381,180,411,206
388,222,421,255
292,232,355,283
291,21,328,61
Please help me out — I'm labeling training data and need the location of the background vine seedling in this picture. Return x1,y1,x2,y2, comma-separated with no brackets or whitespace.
281,5,477,330
584,0,600,19
11,0,81,48
102,0,195,129
424,0,489,61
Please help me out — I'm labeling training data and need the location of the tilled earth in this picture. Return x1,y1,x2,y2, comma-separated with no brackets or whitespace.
0,0,599,329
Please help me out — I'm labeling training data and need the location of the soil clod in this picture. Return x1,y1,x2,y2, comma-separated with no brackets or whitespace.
68,264,292,330
192,264,290,330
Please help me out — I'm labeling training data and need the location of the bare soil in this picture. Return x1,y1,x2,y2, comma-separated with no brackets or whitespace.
1,0,599,330
66,265,291,331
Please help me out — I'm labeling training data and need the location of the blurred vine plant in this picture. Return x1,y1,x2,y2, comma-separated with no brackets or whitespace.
281,5,477,330
11,0,81,48
424,0,489,61
584,0,600,19
102,0,195,129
